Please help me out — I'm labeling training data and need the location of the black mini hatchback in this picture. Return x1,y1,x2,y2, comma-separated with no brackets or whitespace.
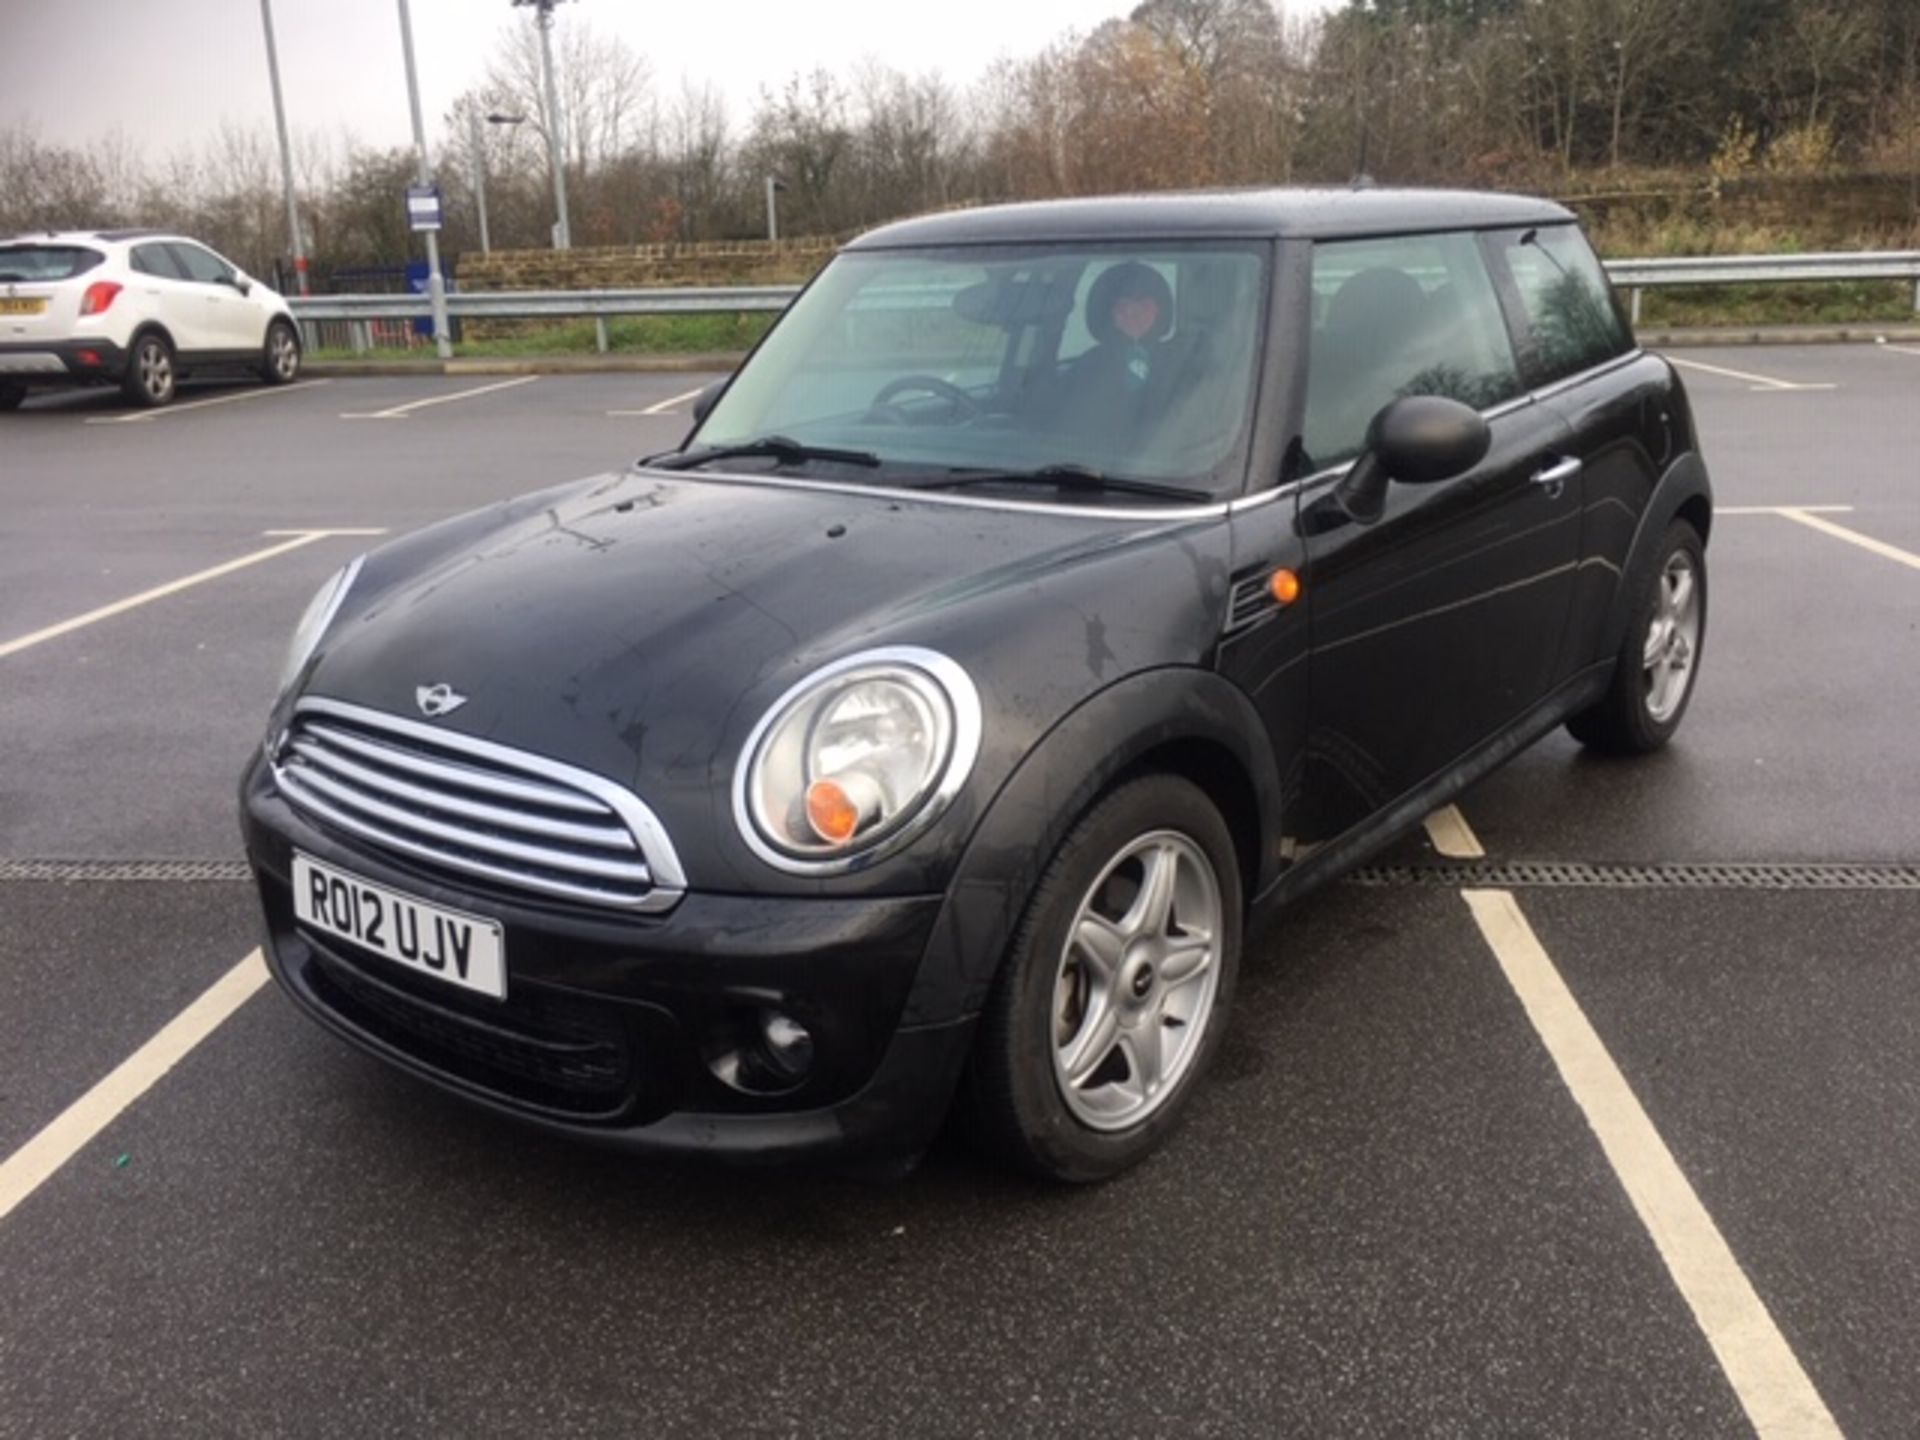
241,189,1711,1182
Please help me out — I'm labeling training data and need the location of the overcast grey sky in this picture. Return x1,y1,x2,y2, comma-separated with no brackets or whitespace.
1,0,1336,160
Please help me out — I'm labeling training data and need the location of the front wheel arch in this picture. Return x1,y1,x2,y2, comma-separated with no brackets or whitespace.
906,667,1284,1028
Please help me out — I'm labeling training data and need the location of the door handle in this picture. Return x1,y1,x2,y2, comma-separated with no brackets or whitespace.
1531,456,1582,489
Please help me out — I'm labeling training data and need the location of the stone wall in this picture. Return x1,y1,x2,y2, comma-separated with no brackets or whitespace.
457,236,839,292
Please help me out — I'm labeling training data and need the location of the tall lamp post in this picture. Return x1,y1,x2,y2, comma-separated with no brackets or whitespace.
470,111,526,255
395,0,452,359
258,0,308,295
765,174,787,243
511,0,573,250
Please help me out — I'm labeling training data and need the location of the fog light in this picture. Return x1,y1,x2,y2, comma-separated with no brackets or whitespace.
758,1010,814,1085
75,349,102,368
705,1007,817,1095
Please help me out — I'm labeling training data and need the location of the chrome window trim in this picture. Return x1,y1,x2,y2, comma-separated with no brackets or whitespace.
731,646,984,878
281,696,688,906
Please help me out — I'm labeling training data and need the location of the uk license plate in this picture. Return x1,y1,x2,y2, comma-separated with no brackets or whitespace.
292,852,506,999
0,298,46,316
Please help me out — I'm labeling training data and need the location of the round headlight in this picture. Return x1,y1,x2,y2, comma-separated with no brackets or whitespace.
279,557,363,694
734,647,982,874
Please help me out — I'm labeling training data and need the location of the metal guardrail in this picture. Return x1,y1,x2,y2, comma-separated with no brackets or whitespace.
291,286,796,354
1607,250,1920,324
290,251,1920,353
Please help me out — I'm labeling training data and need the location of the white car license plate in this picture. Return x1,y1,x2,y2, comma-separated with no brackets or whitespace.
292,852,506,999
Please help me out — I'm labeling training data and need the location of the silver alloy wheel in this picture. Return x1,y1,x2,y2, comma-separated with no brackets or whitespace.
1050,829,1224,1131
137,340,173,402
270,325,299,380
1643,549,1701,723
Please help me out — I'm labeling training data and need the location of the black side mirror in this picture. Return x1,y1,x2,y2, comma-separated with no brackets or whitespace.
690,380,726,424
1335,395,1491,523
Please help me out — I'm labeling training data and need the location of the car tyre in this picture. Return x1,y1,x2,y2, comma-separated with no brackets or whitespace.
122,332,177,408
1567,519,1707,754
0,382,24,412
260,319,301,385
966,773,1242,1183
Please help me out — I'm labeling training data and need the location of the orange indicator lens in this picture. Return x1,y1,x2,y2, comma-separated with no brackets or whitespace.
805,779,861,844
1269,568,1302,605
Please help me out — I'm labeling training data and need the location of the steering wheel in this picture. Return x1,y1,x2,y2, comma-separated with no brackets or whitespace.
867,374,982,424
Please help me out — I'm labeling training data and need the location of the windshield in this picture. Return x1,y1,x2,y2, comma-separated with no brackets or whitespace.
690,241,1271,501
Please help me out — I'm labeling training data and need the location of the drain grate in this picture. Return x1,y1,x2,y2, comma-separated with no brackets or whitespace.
1346,860,1920,892
0,859,252,883
4,857,1917,892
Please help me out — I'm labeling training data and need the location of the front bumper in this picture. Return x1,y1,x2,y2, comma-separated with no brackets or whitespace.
241,758,977,1165
0,338,129,381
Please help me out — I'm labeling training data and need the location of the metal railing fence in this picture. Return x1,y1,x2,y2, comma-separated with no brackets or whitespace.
289,252,1920,354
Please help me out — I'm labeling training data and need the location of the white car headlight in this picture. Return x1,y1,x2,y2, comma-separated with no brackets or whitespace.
734,647,983,874
279,557,363,694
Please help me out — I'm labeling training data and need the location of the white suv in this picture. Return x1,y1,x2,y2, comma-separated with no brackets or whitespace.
0,230,301,409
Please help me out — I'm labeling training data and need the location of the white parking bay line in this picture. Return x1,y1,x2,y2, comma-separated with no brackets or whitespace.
0,950,267,1226
341,374,538,419
0,529,384,659
84,378,331,424
1666,357,1835,393
1463,889,1841,1439
608,384,709,418
1423,804,1485,859
1717,505,1854,516
1774,507,1920,574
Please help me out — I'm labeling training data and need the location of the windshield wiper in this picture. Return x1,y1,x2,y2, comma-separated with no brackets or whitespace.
916,464,1208,503
648,435,881,471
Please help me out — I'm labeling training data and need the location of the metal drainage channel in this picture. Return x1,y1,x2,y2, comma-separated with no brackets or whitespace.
5,858,1919,891
1348,860,1920,891
0,859,253,883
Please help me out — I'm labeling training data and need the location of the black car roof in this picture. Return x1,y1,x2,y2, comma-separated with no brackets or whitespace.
846,187,1576,250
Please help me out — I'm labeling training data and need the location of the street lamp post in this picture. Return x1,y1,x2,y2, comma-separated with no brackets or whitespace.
468,110,491,255
765,175,787,244
472,112,526,256
258,0,308,295
395,0,452,359
512,0,573,250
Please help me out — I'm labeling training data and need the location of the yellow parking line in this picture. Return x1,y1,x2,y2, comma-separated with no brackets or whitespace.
0,529,382,659
0,950,268,1226
341,375,538,419
83,379,331,424
1774,507,1920,573
1464,891,1841,1439
1423,804,1485,858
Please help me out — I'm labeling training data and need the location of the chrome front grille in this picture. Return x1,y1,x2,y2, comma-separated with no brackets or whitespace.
272,697,685,913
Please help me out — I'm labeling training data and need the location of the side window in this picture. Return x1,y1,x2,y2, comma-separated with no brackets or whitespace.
168,243,234,286
130,244,185,279
1303,231,1522,469
1487,225,1631,385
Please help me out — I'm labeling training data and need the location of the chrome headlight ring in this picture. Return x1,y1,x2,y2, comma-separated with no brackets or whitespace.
731,646,983,876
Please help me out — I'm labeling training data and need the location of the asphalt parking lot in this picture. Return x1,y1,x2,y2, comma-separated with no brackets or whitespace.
2,348,1917,1437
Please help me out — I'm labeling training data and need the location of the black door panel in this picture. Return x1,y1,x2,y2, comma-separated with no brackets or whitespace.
1295,399,1581,845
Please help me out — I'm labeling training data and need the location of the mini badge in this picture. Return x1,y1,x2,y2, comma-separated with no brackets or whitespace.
415,683,468,718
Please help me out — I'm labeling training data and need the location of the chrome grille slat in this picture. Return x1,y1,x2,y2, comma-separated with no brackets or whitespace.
288,738,637,851
277,780,651,910
282,763,653,884
273,697,687,914
301,721,609,816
